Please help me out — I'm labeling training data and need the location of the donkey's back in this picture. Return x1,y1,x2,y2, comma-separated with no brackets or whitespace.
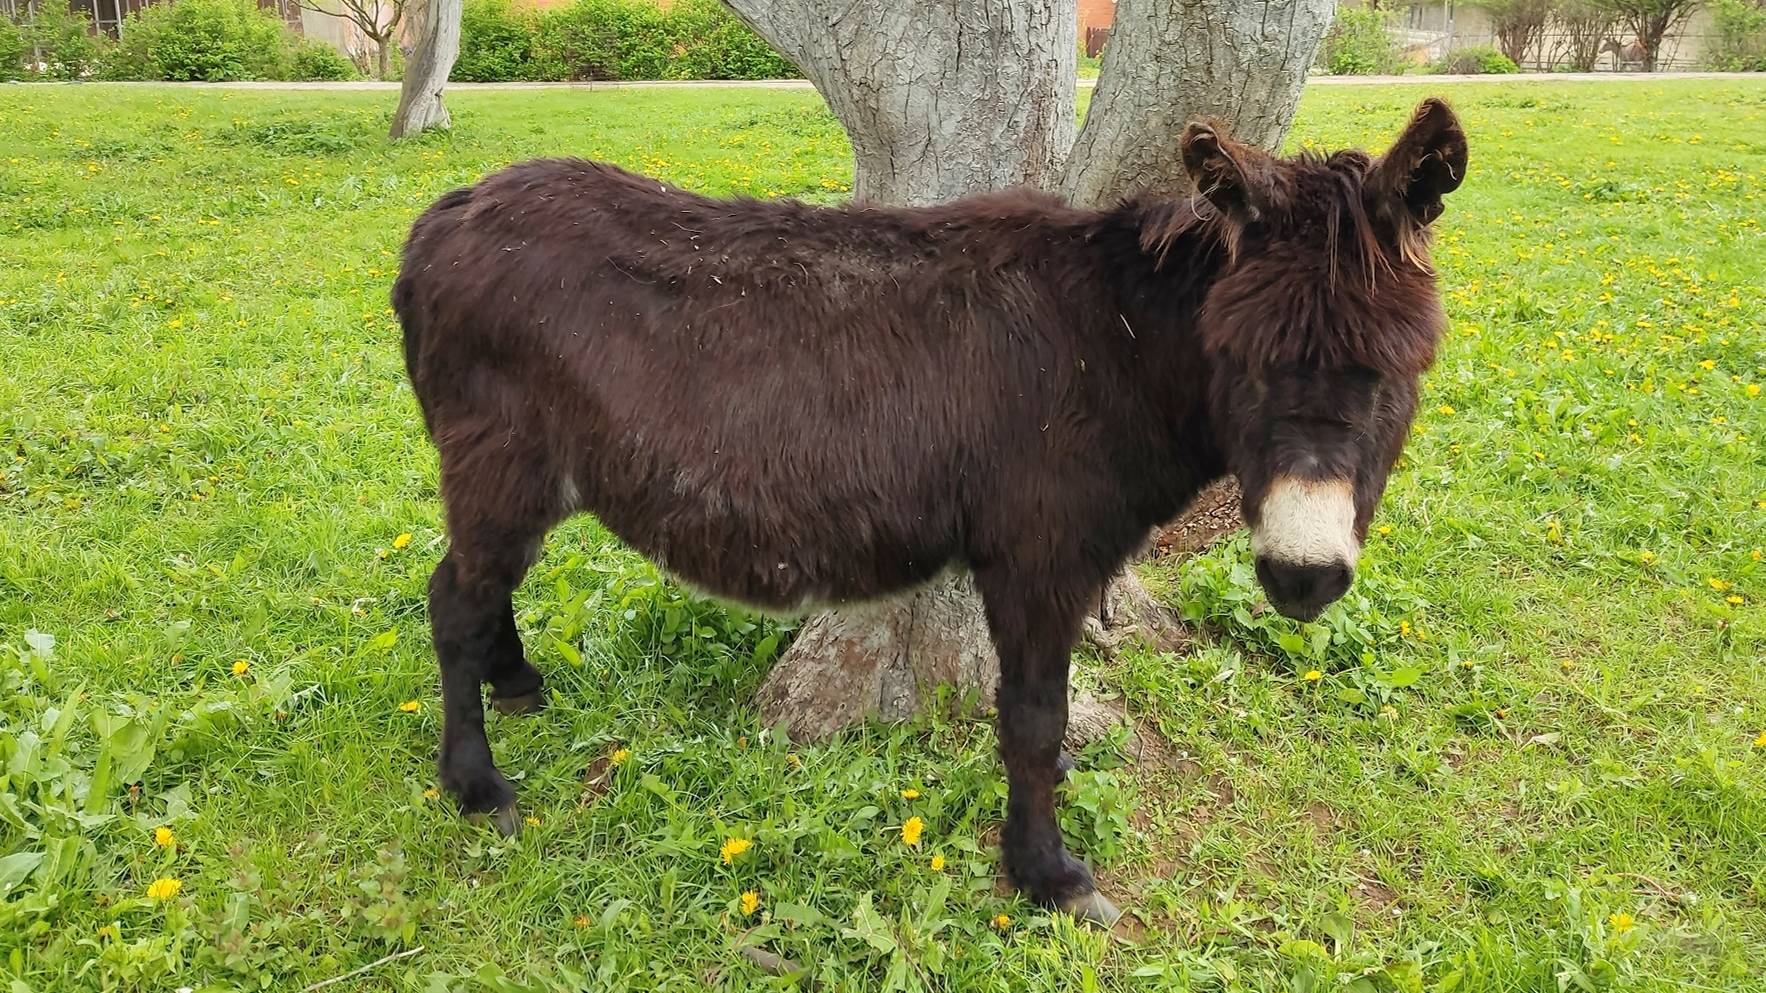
395,159,1131,611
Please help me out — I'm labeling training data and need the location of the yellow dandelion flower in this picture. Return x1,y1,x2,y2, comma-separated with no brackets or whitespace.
1400,620,1413,637
392,532,413,550
1698,359,1717,371
231,659,250,676
1608,911,1635,933
145,878,182,901
720,837,753,864
572,914,590,929
1753,731,1766,748
900,788,920,800
1638,550,1656,565
1708,577,1733,591
1727,595,1745,605
1495,707,1509,719
901,816,925,847
1436,404,1455,415
399,700,421,713
740,890,761,915
1303,669,1323,682
525,815,541,827
609,747,631,766
1752,549,1763,562
153,827,175,848
992,913,1012,929
785,753,802,770
422,787,440,800
930,854,946,872
1748,384,1761,397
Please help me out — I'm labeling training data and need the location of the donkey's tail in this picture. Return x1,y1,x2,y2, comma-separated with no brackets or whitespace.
394,186,475,439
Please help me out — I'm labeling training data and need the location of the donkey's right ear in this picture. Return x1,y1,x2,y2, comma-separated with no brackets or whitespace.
1182,122,1264,220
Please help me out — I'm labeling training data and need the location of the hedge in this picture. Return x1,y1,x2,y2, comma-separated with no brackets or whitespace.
455,0,799,82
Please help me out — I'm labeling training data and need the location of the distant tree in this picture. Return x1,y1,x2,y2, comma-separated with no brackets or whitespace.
389,0,460,137
1594,0,1701,70
293,0,405,79
1467,0,1553,65
1550,0,1621,70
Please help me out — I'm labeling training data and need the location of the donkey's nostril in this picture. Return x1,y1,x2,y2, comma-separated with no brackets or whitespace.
1255,557,1354,622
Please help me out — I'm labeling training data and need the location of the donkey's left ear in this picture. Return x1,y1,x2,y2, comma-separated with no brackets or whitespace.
1182,122,1266,220
1372,98,1468,225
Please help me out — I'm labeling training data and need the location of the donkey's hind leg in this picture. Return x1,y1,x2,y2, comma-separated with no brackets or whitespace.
430,450,562,834
430,533,543,835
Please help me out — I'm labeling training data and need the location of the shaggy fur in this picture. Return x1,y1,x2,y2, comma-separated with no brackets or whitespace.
394,99,1469,910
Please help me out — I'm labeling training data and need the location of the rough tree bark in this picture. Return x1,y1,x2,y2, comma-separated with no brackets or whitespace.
722,0,1077,205
389,0,462,140
747,0,1333,742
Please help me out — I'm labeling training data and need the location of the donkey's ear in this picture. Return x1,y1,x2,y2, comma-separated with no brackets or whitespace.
1372,98,1468,225
1183,122,1263,220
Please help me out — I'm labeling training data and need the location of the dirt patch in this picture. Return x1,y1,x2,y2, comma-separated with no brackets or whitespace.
1152,479,1243,559
1353,874,1400,911
1305,802,1337,838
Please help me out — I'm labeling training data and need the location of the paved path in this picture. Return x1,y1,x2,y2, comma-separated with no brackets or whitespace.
70,71,1766,91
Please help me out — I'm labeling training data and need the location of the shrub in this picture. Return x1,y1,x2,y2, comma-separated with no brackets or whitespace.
453,0,541,82
661,0,796,80
0,17,27,82
463,0,799,82
104,0,294,81
1432,45,1523,74
1321,5,1405,75
533,0,665,80
290,39,358,81
1708,0,1766,70
9,5,104,80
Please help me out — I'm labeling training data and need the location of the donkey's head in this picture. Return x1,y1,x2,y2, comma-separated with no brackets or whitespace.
1183,99,1467,621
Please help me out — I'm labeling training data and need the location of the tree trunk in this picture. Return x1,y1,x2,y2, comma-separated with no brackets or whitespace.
1061,0,1336,207
389,0,461,140
737,0,1328,742
376,34,391,81
723,0,1075,206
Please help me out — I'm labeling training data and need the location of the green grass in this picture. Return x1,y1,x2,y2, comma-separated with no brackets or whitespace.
1,79,1764,992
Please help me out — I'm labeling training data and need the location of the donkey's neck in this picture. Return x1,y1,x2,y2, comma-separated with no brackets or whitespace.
1088,197,1236,506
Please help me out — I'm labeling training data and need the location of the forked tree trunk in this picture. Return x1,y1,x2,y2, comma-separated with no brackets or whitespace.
745,0,1332,742
389,0,462,140
723,0,1077,205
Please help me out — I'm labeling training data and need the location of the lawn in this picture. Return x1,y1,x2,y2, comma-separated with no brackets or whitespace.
1,78,1763,992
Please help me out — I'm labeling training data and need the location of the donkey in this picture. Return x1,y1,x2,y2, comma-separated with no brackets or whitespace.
394,99,1468,924
1600,37,1648,71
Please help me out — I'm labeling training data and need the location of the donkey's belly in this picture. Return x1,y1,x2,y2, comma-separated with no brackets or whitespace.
586,479,960,615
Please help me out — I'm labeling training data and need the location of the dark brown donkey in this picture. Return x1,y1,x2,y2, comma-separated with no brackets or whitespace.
395,99,1468,924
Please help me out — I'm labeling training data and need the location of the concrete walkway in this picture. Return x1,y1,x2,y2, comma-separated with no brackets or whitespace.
74,71,1766,91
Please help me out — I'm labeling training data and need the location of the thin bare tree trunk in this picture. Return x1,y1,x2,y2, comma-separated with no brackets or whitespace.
737,0,1328,742
389,0,461,139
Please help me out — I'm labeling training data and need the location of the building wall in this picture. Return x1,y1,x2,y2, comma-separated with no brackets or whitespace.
1078,0,1114,34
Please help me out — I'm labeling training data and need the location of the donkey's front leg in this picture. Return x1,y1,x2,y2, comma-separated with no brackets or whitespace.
976,566,1122,927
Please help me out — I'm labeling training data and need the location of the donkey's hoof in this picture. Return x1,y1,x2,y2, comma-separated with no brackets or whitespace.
466,803,523,837
1055,751,1076,782
491,689,546,716
1059,890,1123,929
